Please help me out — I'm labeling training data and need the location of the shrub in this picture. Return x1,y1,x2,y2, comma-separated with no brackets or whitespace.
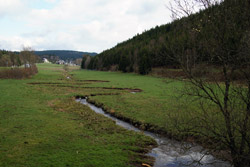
0,65,38,79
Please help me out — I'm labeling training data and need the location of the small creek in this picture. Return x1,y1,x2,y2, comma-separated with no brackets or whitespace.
76,98,231,167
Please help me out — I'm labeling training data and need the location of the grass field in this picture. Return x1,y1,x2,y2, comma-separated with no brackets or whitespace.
1,63,240,166
71,69,204,137
70,66,236,155
0,64,156,167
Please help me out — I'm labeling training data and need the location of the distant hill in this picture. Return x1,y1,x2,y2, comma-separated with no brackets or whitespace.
34,50,97,61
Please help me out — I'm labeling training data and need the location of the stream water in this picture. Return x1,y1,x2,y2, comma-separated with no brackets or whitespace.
76,98,231,167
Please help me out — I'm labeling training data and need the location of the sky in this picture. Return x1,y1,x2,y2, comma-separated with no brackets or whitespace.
0,0,172,53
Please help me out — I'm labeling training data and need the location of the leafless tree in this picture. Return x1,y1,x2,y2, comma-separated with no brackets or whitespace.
75,58,83,66
84,56,91,69
168,0,223,20
20,47,38,67
167,0,250,166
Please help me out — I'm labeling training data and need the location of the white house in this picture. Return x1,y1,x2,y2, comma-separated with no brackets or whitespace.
43,58,50,63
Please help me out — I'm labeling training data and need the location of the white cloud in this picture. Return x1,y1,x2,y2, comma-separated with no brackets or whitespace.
0,36,31,50
0,0,27,18
0,0,172,52
45,0,57,3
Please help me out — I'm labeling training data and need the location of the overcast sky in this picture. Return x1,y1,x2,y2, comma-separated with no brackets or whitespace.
0,0,171,53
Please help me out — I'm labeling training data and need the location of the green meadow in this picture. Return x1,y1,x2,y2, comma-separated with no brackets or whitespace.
71,66,237,153
0,64,156,167
0,63,236,166
71,69,208,137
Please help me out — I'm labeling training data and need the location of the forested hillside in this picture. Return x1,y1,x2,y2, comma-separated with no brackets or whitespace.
82,0,250,74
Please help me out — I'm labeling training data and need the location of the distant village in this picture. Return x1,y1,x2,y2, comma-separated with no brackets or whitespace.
42,58,78,66
43,58,80,66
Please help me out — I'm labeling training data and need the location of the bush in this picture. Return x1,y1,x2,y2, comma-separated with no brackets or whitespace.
0,65,38,79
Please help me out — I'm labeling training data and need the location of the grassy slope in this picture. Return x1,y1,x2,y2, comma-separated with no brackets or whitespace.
0,64,155,167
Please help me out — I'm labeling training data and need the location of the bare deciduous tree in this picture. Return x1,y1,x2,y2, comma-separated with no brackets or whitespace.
20,47,38,67
168,0,223,20
167,0,250,166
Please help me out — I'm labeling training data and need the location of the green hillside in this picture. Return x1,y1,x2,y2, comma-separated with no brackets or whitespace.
83,0,250,74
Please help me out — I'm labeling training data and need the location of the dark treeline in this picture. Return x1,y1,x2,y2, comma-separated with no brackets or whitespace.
82,0,250,75
0,50,95,67
35,50,97,62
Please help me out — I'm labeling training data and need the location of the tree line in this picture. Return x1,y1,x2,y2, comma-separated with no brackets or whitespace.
0,48,40,79
0,48,40,67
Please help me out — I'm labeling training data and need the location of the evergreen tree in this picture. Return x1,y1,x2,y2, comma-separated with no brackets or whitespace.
81,57,86,69
138,49,151,75
118,55,130,72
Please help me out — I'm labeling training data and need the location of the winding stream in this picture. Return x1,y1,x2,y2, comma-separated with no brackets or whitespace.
76,98,231,167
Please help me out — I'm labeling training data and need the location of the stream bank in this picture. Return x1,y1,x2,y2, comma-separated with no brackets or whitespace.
76,97,231,167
